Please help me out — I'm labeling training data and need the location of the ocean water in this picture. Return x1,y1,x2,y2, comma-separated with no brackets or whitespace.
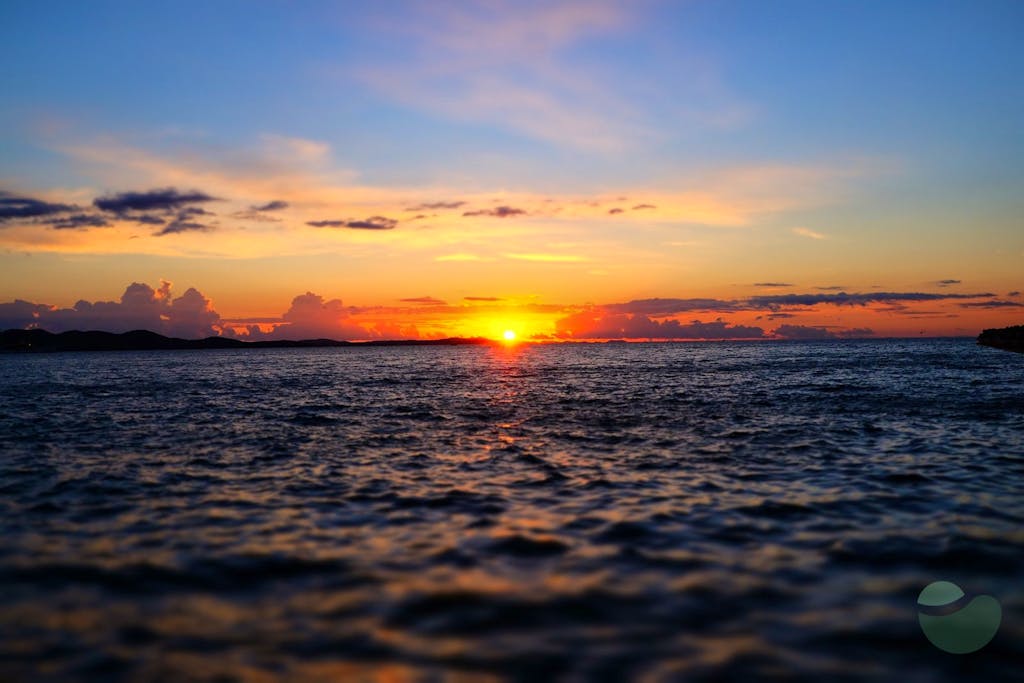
0,339,1021,682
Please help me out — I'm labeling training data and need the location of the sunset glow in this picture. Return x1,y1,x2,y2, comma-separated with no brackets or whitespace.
0,2,1020,340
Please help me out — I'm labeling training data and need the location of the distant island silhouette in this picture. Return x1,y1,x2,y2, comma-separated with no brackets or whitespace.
1,329,492,353
977,325,1024,353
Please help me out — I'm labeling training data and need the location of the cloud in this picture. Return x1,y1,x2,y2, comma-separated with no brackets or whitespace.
405,200,465,211
555,309,765,339
154,208,215,236
89,187,220,236
632,203,656,210
21,133,884,261
47,213,111,230
1008,291,1021,297
748,291,995,309
792,227,826,239
505,252,587,262
399,296,447,305
178,207,212,218
815,285,845,291
465,296,503,302
837,328,875,338
772,324,836,339
306,216,397,230
155,219,212,236
753,282,793,287
353,1,646,150
1,283,384,341
0,299,53,329
463,206,526,218
2,281,223,338
773,324,871,339
0,192,75,221
93,188,217,215
935,279,961,287
605,298,741,315
164,287,221,338
232,199,289,222
608,208,623,214
958,300,1024,309
252,200,288,212
261,291,375,340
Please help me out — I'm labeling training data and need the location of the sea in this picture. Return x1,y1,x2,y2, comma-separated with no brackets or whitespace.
0,338,1021,682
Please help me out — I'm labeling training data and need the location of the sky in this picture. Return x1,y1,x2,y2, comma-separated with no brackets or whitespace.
1,0,1022,341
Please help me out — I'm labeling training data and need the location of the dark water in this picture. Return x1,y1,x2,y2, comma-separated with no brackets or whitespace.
0,339,1021,682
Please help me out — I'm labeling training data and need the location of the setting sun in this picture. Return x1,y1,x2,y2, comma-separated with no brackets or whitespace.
503,330,517,341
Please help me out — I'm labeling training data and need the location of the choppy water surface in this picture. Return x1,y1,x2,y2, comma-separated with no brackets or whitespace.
0,339,1021,682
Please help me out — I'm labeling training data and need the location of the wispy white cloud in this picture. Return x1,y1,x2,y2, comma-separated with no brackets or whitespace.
506,252,589,262
352,0,648,151
792,226,826,240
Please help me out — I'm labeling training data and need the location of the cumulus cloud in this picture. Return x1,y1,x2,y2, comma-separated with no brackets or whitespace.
257,292,376,340
306,216,397,230
0,192,76,222
2,281,223,337
165,287,221,337
0,300,53,329
462,206,526,218
405,200,465,211
0,284,383,341
555,309,764,340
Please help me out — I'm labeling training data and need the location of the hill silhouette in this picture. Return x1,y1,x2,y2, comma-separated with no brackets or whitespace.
977,325,1024,353
1,328,492,353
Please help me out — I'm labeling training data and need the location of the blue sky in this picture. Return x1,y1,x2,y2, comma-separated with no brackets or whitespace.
4,1,1021,185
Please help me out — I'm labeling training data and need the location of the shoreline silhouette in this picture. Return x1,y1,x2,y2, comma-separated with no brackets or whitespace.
0,327,991,353
977,325,1024,353
0,328,492,353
